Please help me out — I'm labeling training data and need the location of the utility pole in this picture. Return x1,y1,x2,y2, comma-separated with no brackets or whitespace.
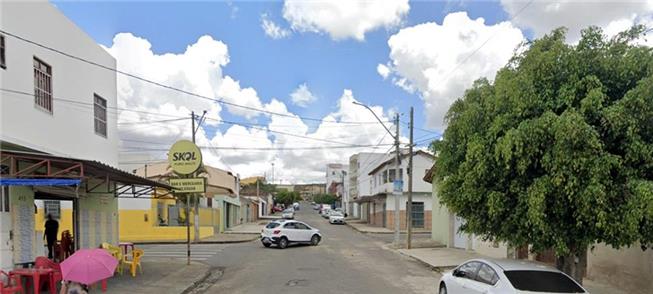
407,107,414,249
393,113,401,247
188,110,207,265
352,101,402,248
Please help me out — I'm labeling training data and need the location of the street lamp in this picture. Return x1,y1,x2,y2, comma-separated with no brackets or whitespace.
352,101,402,248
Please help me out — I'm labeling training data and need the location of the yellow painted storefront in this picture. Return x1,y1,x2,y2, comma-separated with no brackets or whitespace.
34,208,73,239
118,197,219,242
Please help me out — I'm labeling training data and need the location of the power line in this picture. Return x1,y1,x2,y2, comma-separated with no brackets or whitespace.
0,29,391,125
119,144,394,152
1,88,389,147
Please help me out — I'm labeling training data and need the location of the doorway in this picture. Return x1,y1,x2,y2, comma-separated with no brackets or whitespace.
0,186,12,270
453,216,468,249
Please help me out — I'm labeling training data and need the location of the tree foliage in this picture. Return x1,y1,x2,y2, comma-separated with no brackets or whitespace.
434,26,653,265
313,193,338,205
274,190,302,205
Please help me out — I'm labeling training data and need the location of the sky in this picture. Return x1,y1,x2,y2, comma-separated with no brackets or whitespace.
50,0,653,183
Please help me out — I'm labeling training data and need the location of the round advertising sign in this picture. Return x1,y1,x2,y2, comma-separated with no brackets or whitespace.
168,140,203,175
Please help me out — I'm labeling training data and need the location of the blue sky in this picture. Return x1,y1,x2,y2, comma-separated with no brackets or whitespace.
51,0,508,139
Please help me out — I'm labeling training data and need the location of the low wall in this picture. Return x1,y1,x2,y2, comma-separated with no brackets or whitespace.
119,209,214,242
587,243,653,294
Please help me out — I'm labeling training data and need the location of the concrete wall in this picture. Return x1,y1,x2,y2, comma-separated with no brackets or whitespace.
0,1,118,167
587,244,653,294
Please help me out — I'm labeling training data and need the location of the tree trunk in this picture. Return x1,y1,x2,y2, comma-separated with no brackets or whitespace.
555,246,588,285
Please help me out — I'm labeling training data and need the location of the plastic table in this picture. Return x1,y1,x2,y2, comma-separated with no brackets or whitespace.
10,268,55,294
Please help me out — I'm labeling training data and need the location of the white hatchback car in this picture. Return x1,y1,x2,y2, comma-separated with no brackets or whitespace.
439,258,588,294
329,211,345,224
260,220,322,249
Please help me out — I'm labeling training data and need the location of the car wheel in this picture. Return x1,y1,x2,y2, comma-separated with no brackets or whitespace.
262,242,271,248
439,283,447,294
310,234,321,246
278,237,289,249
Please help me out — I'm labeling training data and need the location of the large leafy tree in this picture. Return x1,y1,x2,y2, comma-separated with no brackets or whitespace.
434,26,653,283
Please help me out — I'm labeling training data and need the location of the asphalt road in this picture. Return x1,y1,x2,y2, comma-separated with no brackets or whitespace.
199,204,441,294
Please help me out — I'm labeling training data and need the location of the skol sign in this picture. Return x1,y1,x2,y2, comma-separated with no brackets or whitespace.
168,140,203,175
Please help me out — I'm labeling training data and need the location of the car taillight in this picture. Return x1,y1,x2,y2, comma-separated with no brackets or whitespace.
273,230,281,235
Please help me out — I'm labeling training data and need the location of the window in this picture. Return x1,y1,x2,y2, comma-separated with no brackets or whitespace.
409,202,424,228
94,94,107,137
389,169,396,182
383,170,388,183
457,261,481,280
0,34,5,69
283,223,296,229
295,223,310,230
44,200,60,219
504,271,585,293
0,186,9,212
33,57,52,112
476,264,499,285
265,222,281,229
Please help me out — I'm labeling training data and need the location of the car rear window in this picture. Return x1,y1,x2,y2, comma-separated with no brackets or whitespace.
265,223,280,229
504,270,585,293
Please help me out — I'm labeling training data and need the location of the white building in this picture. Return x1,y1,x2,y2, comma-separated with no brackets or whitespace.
349,152,387,219
325,163,349,212
358,150,435,230
0,2,167,270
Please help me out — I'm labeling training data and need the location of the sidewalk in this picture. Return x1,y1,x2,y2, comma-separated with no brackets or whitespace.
225,221,267,234
104,260,211,294
132,233,258,245
397,247,627,294
346,220,431,234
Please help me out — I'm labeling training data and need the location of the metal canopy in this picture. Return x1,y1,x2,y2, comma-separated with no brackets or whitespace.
0,150,172,198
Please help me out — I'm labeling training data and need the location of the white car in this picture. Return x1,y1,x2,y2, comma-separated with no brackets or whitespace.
321,208,331,218
329,212,345,224
260,220,322,249
438,258,588,294
281,208,295,219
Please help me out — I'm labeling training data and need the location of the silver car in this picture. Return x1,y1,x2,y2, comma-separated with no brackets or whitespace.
281,208,295,219
438,258,588,294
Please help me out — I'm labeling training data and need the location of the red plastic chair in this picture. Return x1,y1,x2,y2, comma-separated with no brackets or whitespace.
0,270,23,294
35,256,62,294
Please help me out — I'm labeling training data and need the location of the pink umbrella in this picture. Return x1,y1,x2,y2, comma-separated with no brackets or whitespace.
60,248,118,285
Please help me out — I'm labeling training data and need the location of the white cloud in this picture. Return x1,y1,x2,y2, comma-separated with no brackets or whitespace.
382,12,524,130
261,13,291,39
282,0,410,41
377,63,390,79
501,0,653,42
109,33,397,183
216,76,266,119
289,83,317,107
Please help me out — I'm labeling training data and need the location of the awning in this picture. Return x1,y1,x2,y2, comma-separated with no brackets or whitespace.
0,150,172,197
0,178,81,186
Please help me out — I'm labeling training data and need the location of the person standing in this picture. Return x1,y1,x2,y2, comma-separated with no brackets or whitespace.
44,214,59,259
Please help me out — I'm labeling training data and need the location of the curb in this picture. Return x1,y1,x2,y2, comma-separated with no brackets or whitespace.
345,223,430,235
132,236,258,245
395,249,450,273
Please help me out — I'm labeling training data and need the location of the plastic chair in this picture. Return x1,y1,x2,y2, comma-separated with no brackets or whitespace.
35,256,63,293
0,270,23,294
122,249,143,277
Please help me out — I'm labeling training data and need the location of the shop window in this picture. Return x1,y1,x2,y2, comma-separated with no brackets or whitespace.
34,57,53,112
44,200,60,219
0,186,9,212
94,94,107,137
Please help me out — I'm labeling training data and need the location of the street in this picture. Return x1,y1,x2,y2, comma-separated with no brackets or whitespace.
141,204,441,294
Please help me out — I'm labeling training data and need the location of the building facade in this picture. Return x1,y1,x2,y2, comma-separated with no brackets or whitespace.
0,1,166,270
358,151,435,230
349,152,387,220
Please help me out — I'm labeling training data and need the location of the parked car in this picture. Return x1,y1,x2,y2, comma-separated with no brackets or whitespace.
329,211,345,224
438,258,588,294
273,205,284,213
321,208,332,218
312,203,320,210
293,202,300,211
260,220,321,249
281,208,295,219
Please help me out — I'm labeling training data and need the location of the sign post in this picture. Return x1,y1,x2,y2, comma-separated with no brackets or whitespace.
168,139,202,266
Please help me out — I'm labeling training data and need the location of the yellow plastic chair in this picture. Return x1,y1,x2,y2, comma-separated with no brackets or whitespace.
122,249,143,277
102,245,123,275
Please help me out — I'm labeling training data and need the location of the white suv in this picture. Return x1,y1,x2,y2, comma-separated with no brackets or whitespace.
261,220,322,249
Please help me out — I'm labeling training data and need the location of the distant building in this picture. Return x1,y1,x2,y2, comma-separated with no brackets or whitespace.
325,163,349,212
349,152,387,219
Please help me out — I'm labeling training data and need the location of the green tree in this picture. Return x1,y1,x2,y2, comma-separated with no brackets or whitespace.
274,190,302,205
313,193,338,205
434,26,653,283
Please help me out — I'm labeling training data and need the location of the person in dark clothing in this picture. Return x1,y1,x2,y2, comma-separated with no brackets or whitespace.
44,214,59,259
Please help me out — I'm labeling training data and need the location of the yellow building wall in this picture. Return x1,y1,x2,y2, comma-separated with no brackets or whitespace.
119,198,217,242
34,208,74,240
